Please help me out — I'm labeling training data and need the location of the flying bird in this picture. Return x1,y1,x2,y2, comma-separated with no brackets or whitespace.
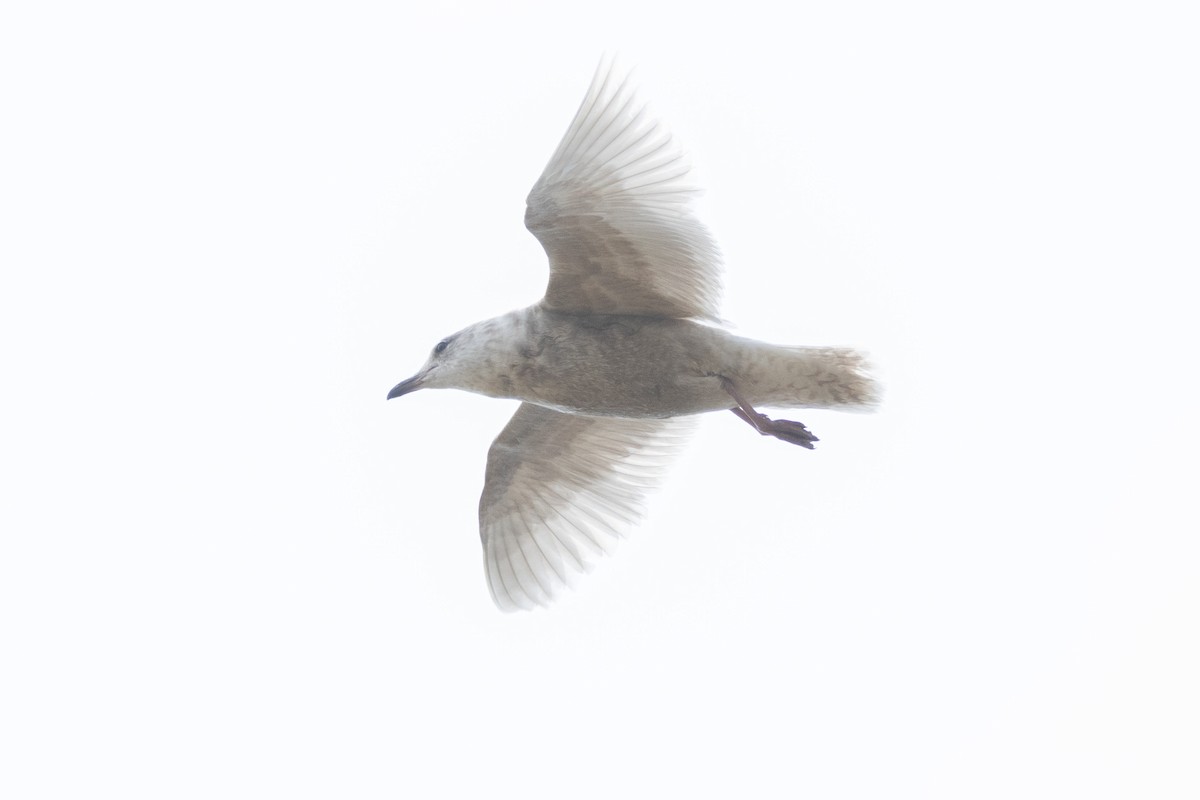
388,59,878,611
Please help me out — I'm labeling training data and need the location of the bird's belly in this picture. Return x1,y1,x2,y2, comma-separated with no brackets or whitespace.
527,377,727,419
509,317,733,418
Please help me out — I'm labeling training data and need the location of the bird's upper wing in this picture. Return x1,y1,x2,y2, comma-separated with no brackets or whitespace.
525,58,723,320
479,402,693,611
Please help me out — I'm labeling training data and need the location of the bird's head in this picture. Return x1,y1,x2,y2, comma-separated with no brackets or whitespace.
387,314,518,400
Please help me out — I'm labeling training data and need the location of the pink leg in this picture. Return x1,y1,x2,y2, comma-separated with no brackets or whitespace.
721,377,819,449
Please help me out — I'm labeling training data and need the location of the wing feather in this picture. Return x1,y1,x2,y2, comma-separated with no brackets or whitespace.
525,58,723,320
479,403,693,611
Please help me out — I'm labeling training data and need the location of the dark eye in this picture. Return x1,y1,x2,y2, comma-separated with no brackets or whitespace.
434,340,449,354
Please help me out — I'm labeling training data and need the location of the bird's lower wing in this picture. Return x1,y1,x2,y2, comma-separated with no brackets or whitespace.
479,403,694,611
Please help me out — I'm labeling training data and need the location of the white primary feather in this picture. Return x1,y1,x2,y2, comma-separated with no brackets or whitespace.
525,57,723,320
479,403,694,611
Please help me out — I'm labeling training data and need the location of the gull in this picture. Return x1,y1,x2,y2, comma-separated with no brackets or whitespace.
387,59,879,611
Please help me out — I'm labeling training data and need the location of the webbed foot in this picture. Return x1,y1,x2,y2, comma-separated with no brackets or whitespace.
730,407,819,449
720,376,819,449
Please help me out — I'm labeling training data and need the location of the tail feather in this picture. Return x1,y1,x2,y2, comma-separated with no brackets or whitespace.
746,345,880,411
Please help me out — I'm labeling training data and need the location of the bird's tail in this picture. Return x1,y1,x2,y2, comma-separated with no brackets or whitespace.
741,344,881,411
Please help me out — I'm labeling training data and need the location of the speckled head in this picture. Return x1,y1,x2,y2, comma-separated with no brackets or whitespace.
386,308,530,400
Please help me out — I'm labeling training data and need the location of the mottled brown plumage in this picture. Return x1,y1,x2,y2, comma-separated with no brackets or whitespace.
387,58,878,610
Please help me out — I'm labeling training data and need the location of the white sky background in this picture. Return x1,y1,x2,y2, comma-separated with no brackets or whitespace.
2,1,1197,797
